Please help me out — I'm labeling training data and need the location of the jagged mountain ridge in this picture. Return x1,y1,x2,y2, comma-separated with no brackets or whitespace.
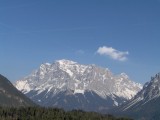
120,73,160,111
15,59,142,112
115,73,160,120
0,74,35,107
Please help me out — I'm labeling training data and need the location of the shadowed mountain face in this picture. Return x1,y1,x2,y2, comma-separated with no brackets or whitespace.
116,73,160,120
15,59,142,112
0,74,35,107
25,89,126,112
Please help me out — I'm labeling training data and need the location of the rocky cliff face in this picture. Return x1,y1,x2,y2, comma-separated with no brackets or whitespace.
15,59,142,112
120,73,160,111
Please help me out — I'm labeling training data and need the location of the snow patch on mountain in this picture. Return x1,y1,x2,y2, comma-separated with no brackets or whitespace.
121,73,160,111
15,80,31,94
15,59,142,110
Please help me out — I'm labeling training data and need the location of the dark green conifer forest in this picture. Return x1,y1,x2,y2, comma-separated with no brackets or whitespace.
0,107,132,120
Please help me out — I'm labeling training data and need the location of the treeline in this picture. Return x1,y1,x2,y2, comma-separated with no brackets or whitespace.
0,107,132,120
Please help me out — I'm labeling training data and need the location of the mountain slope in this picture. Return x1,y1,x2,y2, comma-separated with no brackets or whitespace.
15,59,142,112
0,74,35,107
117,73,160,120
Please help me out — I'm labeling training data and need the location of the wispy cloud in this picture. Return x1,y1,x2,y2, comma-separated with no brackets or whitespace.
75,50,85,55
97,46,129,61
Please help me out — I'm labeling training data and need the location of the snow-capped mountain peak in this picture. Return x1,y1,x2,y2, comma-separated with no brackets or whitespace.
121,73,160,111
56,59,77,65
120,73,129,79
15,59,142,112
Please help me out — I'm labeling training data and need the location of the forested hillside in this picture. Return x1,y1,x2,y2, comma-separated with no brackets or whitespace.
0,74,35,107
0,107,132,120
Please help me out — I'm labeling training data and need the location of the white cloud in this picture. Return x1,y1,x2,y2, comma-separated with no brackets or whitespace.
97,46,129,61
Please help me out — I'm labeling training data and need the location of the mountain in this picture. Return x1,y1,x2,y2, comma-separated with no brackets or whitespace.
15,59,142,112
117,73,160,120
0,74,35,107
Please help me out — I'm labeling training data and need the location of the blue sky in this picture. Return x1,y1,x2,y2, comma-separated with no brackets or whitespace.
0,0,160,84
